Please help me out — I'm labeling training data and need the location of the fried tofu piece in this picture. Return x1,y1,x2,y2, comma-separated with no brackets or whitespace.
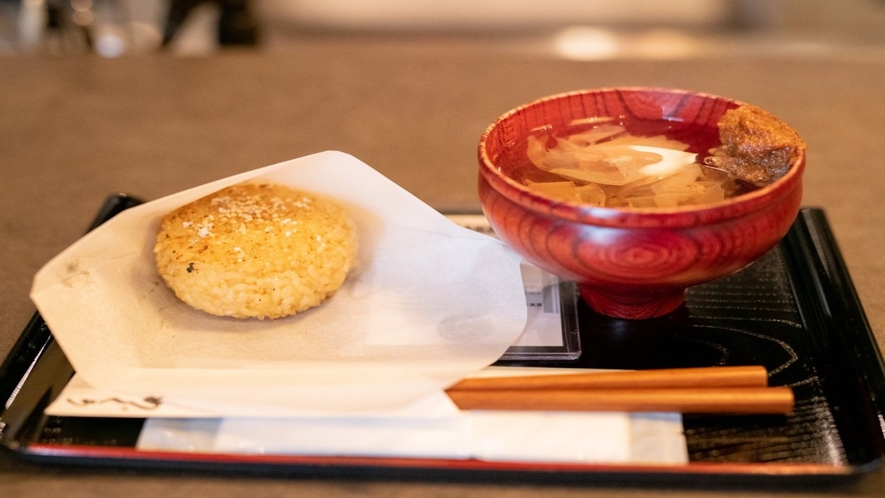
704,105,805,186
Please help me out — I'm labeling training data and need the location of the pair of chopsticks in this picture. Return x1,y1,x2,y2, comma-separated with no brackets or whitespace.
445,366,793,415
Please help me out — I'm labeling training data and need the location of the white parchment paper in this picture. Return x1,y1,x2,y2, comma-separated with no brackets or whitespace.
32,151,527,416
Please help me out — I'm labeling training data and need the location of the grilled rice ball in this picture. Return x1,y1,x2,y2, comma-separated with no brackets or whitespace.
154,183,358,319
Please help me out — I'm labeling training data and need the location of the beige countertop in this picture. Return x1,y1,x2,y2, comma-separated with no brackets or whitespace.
1,41,884,496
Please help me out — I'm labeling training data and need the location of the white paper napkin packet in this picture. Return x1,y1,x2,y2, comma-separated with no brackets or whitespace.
33,151,528,417
134,403,687,465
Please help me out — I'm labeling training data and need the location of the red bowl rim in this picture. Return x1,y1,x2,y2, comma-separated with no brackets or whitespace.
478,87,805,228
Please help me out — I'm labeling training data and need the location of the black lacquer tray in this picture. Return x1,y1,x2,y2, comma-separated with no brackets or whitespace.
1,194,884,484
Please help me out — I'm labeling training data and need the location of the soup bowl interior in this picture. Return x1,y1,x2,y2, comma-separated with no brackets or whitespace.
478,88,804,319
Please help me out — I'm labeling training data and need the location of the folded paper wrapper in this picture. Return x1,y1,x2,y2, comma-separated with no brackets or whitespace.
33,151,687,464
33,151,529,416
136,409,687,465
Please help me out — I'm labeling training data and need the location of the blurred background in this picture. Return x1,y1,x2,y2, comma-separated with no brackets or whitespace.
2,0,885,59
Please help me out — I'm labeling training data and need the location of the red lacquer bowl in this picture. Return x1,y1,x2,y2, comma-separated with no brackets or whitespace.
478,88,805,319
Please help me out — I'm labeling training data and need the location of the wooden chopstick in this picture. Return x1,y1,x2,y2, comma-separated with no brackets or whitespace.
446,386,794,414
445,366,793,414
447,366,769,392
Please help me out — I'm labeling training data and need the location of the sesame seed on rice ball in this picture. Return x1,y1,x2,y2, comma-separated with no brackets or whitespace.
154,182,358,319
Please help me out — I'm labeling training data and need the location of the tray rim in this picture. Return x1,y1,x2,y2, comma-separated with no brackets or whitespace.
15,442,862,477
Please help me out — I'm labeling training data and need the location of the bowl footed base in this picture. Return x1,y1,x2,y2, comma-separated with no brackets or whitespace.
579,285,686,320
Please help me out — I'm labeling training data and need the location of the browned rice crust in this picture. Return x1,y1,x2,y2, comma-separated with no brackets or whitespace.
154,183,358,319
